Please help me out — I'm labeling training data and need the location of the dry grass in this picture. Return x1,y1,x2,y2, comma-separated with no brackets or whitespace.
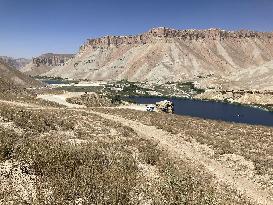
0,104,255,204
95,108,273,190
66,93,113,107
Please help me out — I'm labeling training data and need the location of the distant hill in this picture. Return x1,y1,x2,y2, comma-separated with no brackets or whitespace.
0,56,31,69
21,53,74,76
0,59,42,89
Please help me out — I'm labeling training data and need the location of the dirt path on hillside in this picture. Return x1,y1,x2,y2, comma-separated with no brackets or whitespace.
2,96,273,204
37,92,150,111
0,100,42,108
88,110,273,205
37,93,86,108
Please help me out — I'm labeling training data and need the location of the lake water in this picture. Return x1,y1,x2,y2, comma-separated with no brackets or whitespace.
129,96,273,127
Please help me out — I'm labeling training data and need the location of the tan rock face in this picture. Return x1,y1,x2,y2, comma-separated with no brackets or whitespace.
80,28,273,52
22,53,74,76
32,53,74,67
45,27,273,86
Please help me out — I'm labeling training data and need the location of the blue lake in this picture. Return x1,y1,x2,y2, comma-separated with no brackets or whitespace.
129,96,273,127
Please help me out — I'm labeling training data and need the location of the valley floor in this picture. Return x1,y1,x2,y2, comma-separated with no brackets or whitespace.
38,77,273,112
0,93,273,204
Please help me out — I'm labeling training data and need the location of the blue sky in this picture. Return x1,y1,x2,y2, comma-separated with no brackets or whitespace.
0,0,273,58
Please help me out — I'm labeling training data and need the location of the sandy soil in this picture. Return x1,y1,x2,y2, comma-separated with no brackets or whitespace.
118,104,148,111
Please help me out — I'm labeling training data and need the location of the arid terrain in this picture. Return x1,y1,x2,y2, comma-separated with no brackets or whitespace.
15,27,273,107
1,24,273,204
1,58,273,204
2,0,273,203
0,59,42,88
29,27,273,107
44,27,273,89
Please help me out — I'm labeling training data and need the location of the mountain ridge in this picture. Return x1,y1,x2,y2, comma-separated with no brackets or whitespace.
80,27,273,52
43,27,273,88
0,56,31,69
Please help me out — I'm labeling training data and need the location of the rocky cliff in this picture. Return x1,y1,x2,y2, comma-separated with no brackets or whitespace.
32,53,74,67
22,53,74,76
45,27,273,89
80,27,273,52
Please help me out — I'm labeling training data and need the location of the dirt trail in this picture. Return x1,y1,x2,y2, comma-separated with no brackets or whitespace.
37,92,86,108
0,100,42,108
1,96,273,204
87,110,273,205
37,92,148,111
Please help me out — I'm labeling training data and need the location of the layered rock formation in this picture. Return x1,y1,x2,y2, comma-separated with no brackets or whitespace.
32,53,74,67
22,53,74,76
45,27,273,88
80,27,273,52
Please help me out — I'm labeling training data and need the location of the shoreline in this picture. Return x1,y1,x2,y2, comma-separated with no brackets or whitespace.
125,94,273,113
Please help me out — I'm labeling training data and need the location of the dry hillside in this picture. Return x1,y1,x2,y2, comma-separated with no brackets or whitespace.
1,95,273,204
45,27,273,88
0,59,42,88
0,91,273,204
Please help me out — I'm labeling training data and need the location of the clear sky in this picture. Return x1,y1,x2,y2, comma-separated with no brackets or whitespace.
0,0,273,58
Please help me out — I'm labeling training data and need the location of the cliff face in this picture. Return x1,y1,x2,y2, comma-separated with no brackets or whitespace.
80,28,273,52
22,53,74,76
32,53,75,67
45,27,273,88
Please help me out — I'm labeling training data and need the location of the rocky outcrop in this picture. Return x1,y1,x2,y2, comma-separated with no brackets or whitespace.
79,27,273,52
32,53,74,67
22,53,74,76
156,100,174,114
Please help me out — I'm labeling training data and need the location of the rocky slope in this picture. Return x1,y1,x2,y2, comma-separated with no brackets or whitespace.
0,56,31,69
45,27,273,87
22,53,74,76
0,59,42,88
